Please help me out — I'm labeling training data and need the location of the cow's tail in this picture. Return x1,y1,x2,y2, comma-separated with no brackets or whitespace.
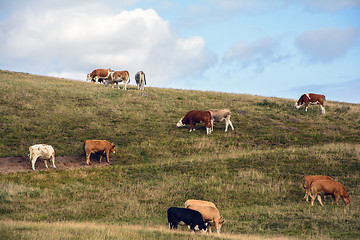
144,73,146,85
127,75,130,84
302,177,306,189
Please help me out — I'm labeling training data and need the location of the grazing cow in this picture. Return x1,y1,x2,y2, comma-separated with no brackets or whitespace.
302,175,334,202
28,144,56,171
86,69,111,83
84,140,115,165
105,70,130,90
295,93,326,114
186,205,224,234
310,180,351,206
208,109,234,132
135,71,146,90
176,110,212,134
185,199,217,208
167,207,207,233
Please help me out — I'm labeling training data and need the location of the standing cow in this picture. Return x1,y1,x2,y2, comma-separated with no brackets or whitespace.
176,110,212,134
167,207,207,233
135,71,146,90
186,205,224,234
28,144,56,171
86,69,111,83
105,70,130,90
84,140,115,165
310,180,351,206
302,175,334,202
208,109,234,132
295,93,326,114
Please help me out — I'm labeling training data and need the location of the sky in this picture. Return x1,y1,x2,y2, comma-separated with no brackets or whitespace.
0,0,360,103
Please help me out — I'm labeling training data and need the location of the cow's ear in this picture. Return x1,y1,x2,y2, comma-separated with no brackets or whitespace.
220,217,225,224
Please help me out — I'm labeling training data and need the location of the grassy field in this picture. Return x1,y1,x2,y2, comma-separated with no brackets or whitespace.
0,70,359,239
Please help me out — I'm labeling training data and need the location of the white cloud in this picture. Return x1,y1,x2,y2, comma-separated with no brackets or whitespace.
0,4,216,86
295,27,360,62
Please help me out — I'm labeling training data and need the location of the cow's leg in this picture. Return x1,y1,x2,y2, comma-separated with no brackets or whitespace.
310,191,316,206
305,102,309,112
31,156,38,170
44,160,49,169
51,154,56,169
99,153,103,163
124,82,127,90
86,152,91,165
189,121,194,132
225,119,229,132
320,104,325,114
106,151,110,164
334,193,340,205
229,120,234,131
317,194,324,206
211,119,214,132
305,189,310,202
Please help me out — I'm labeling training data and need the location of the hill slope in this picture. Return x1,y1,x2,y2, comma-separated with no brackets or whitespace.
0,70,359,239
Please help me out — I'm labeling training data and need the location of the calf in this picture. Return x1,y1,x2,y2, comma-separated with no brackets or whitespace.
84,140,115,165
302,175,334,202
135,71,146,90
185,199,217,208
86,69,111,83
105,70,130,90
310,180,350,206
295,93,326,114
28,144,56,171
176,110,212,134
167,207,207,233
186,205,224,234
208,109,234,132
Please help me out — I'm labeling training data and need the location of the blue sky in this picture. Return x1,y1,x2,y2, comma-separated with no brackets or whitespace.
1,0,359,103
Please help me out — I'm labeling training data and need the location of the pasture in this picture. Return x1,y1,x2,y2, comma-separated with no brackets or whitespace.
0,70,359,239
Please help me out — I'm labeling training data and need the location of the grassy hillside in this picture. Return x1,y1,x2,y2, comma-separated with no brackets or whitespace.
0,70,359,239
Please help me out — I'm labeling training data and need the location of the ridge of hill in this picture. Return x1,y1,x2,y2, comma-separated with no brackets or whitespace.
0,70,359,239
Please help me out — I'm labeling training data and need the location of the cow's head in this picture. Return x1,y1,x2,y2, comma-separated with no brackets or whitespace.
86,73,92,81
218,217,225,233
294,102,301,109
176,118,185,127
342,195,351,205
110,144,115,154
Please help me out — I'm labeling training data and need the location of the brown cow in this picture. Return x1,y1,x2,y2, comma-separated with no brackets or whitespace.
302,175,334,202
185,199,217,208
105,70,130,90
84,140,115,165
295,93,326,114
186,205,224,234
310,180,350,206
86,69,111,83
176,110,212,134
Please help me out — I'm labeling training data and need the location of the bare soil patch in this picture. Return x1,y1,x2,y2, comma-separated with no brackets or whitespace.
0,155,110,174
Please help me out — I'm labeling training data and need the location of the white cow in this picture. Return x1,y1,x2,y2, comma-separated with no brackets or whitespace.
208,109,234,132
28,144,56,170
135,71,146,90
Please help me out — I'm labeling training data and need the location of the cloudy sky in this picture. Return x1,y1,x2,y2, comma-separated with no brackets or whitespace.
1,0,359,103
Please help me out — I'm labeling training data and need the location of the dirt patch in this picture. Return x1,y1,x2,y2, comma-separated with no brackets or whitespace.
0,155,111,174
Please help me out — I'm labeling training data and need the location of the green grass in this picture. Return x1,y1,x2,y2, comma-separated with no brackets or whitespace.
0,70,359,239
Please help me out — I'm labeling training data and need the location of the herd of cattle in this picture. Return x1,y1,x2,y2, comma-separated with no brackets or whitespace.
25,71,348,234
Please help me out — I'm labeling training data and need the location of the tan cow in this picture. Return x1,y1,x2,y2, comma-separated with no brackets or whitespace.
28,144,56,171
105,70,130,90
186,205,224,234
86,69,111,83
310,180,351,206
208,109,234,132
185,199,217,208
84,140,115,165
302,175,334,202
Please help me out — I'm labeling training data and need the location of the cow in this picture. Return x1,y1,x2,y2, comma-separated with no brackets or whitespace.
84,140,115,165
176,110,212,135
28,144,56,171
105,70,130,90
310,180,351,206
184,199,217,209
86,69,111,83
186,205,224,234
208,109,234,132
295,93,326,114
302,175,334,202
167,207,207,233
135,71,146,90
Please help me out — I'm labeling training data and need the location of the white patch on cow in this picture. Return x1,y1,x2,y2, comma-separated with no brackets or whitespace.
176,118,185,127
320,105,326,114
305,93,310,100
194,225,200,231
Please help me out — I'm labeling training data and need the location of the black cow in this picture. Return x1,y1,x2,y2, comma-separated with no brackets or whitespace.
167,207,207,232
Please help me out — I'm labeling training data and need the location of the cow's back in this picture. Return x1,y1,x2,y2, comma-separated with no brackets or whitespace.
84,140,109,152
185,199,216,208
29,144,54,158
303,175,333,189
311,180,343,194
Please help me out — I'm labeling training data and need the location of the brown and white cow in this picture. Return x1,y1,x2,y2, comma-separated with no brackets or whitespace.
186,205,224,234
84,140,115,165
302,175,334,202
176,110,212,134
86,69,111,83
135,71,146,90
105,70,130,90
295,93,326,114
208,109,234,132
310,180,351,206
29,144,56,171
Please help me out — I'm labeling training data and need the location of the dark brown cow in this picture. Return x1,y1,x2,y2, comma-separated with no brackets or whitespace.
84,140,115,165
176,110,212,134
86,69,111,83
310,180,351,206
105,70,130,90
295,93,326,114
302,175,334,202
